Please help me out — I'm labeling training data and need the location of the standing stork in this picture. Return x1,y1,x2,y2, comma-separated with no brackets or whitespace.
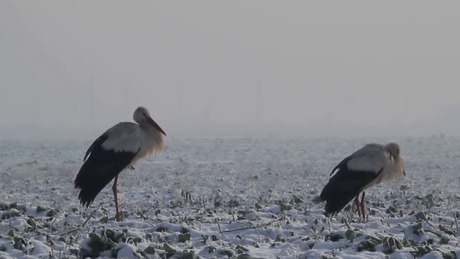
320,142,405,219
74,106,166,221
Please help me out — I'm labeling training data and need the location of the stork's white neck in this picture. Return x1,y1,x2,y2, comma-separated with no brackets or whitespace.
140,122,164,156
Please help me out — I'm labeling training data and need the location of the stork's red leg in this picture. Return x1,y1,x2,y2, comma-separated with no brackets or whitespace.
354,195,362,218
112,176,120,221
359,192,366,220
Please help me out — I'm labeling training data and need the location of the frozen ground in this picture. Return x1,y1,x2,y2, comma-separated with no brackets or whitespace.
0,136,459,258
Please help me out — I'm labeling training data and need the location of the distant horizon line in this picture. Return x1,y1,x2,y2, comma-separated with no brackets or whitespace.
0,123,454,141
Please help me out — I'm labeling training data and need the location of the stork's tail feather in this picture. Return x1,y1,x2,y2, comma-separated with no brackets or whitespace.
320,177,368,216
321,191,358,217
320,186,360,217
74,166,115,207
74,175,107,207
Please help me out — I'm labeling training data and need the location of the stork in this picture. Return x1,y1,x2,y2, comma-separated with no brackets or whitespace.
74,106,166,221
320,142,405,219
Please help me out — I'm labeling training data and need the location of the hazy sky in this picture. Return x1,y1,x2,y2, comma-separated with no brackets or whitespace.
1,1,460,139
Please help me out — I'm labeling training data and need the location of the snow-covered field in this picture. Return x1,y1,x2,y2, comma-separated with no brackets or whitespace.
0,136,459,259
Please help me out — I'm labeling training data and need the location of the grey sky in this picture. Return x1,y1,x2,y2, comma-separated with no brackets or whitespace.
1,1,460,139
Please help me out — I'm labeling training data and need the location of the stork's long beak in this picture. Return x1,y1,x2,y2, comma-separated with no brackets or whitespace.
147,117,166,136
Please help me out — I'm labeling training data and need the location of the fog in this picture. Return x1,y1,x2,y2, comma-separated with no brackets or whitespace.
1,1,460,139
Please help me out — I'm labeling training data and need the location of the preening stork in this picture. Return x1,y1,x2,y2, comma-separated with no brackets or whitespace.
74,106,166,221
320,142,405,219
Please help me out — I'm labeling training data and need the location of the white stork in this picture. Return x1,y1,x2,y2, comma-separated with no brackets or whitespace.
320,142,405,219
74,106,165,221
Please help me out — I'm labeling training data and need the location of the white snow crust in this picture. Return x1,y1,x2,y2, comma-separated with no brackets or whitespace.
0,136,459,258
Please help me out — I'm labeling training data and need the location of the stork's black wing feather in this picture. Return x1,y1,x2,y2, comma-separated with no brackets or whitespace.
74,132,139,207
329,155,353,176
83,134,107,161
320,158,383,216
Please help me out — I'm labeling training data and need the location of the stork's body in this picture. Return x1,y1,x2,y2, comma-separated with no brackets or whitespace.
320,142,405,219
74,106,166,221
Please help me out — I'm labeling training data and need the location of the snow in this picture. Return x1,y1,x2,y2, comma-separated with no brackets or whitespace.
0,136,459,258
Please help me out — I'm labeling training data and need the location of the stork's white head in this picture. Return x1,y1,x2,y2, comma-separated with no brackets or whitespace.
133,106,166,136
385,142,405,175
385,142,400,158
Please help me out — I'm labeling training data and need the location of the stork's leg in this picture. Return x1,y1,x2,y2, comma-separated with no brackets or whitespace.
112,176,120,221
354,195,362,219
359,192,366,220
